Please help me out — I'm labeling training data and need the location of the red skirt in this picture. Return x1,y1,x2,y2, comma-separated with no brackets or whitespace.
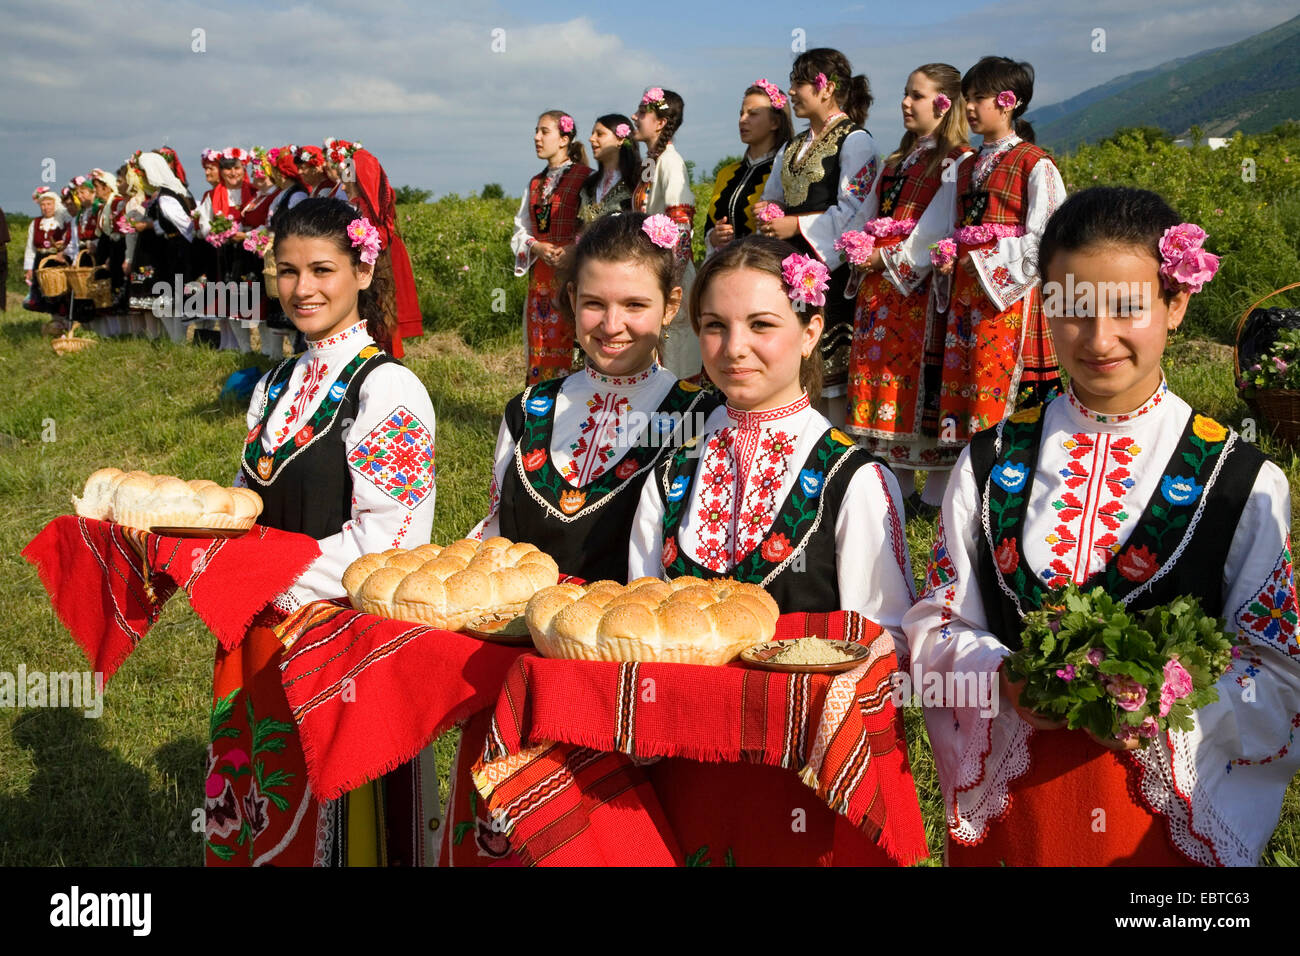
525,259,577,386
948,728,1199,866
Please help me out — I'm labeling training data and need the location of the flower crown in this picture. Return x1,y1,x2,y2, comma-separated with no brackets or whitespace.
70,174,90,189
201,148,221,164
1158,223,1220,294
642,214,680,249
222,147,248,163
557,114,575,135
346,217,383,265
781,253,830,308
32,186,55,201
324,138,363,166
640,87,667,113
996,90,1018,109
295,146,326,169
752,78,787,110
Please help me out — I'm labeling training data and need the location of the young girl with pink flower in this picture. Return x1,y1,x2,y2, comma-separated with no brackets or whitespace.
629,235,914,641
510,109,592,386
837,63,973,514
577,113,640,229
904,186,1298,866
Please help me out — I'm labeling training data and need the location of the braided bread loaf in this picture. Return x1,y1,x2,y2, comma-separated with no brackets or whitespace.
73,467,263,531
342,536,560,632
526,576,779,665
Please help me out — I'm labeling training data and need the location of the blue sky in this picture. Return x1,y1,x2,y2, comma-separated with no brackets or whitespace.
1,0,1295,212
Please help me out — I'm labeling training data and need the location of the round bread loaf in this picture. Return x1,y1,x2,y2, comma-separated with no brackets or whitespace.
526,576,779,665
342,536,561,631
71,469,264,531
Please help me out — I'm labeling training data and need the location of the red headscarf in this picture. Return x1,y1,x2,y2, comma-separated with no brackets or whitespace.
271,146,308,190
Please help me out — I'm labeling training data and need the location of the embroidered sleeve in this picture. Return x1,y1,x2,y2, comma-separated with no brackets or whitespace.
626,462,669,581
880,154,968,297
510,192,536,277
969,160,1065,311
834,463,915,661
284,364,437,606
797,130,881,268
467,416,516,541
1166,459,1300,864
23,221,35,270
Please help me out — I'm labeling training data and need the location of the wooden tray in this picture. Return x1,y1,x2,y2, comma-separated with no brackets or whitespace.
149,525,252,539
740,639,868,674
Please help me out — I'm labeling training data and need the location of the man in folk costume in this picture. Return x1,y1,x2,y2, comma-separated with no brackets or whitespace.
343,144,425,359
23,186,77,317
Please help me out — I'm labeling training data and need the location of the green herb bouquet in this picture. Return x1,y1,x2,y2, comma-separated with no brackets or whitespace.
1003,585,1240,746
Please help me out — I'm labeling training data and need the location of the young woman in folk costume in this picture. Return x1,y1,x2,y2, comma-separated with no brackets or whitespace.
628,235,913,639
756,49,879,425
22,186,76,318
471,212,718,583
510,110,592,386
928,57,1065,452
232,148,281,352
317,137,356,201
577,113,640,229
65,175,103,327
624,236,916,866
123,151,198,343
631,88,699,380
195,148,256,351
704,79,793,257
258,146,312,357
89,168,129,335
215,198,438,866
903,187,1299,866
840,64,973,512
335,143,425,359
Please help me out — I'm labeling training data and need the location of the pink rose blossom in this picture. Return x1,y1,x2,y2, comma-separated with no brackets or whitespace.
815,73,829,93
781,253,830,308
1104,675,1148,712
834,230,876,266
1139,716,1160,739
863,217,917,238
558,115,574,134
1158,657,1195,716
614,123,632,140
933,93,951,112
1273,356,1289,374
1055,664,1076,682
1085,648,1106,667
928,238,957,269
954,223,1024,246
757,203,785,223
1115,724,1141,744
753,78,787,109
642,214,680,249
996,90,1017,109
1158,223,1219,293
641,87,665,108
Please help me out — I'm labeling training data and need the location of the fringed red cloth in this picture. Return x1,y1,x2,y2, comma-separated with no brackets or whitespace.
272,602,531,801
462,611,929,867
21,516,320,679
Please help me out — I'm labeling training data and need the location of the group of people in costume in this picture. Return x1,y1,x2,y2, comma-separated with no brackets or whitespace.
42,47,1295,866
22,140,423,358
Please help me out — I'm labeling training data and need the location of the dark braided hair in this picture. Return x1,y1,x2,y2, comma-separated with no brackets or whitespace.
644,89,684,160
962,56,1037,143
790,49,872,126
269,197,394,352
1037,186,1184,304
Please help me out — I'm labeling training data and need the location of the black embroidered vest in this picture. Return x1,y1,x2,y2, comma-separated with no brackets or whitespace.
780,118,860,216
969,404,1267,649
240,346,397,538
499,374,721,582
654,427,881,613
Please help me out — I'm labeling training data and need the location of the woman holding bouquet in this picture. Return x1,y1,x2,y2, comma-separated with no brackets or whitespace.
903,187,1298,866
511,110,591,385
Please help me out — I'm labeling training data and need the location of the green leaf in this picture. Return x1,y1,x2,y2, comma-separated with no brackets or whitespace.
206,841,236,861
452,821,474,846
685,846,711,866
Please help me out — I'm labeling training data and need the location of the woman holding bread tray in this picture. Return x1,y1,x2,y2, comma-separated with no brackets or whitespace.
210,197,438,867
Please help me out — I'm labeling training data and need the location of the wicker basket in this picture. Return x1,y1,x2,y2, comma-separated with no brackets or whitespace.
1235,281,1300,447
35,254,69,297
51,323,95,356
65,250,97,299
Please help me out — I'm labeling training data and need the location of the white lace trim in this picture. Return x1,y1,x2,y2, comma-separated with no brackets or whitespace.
947,712,1033,844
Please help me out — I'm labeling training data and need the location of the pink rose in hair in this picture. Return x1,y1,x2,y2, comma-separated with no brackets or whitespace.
815,73,829,93
933,93,951,112
1158,223,1220,293
781,253,830,308
614,123,632,140
642,214,680,249
559,115,574,135
996,90,1017,109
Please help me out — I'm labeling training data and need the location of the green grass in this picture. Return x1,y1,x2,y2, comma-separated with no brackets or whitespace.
0,309,1296,865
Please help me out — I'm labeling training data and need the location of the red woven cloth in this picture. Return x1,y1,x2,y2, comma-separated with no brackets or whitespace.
272,602,531,801
464,611,929,866
22,516,320,679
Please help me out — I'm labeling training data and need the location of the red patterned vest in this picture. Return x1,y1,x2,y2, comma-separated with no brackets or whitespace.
956,141,1053,232
879,144,973,221
528,164,591,246
31,218,70,252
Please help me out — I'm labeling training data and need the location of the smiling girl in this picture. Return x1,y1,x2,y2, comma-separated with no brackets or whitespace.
511,110,592,386
473,212,718,583
903,187,1299,866
215,197,438,867
628,235,914,643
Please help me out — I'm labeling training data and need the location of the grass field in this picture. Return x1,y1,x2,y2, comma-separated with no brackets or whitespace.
0,301,1296,866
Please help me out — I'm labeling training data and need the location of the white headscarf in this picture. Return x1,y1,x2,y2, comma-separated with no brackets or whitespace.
136,151,188,197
